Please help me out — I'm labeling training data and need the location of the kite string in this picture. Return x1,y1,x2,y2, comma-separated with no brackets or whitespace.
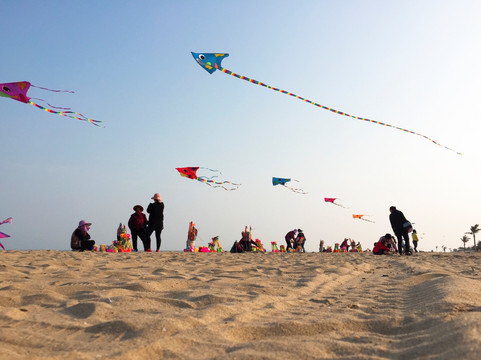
31,84,75,93
28,101,103,127
217,65,461,155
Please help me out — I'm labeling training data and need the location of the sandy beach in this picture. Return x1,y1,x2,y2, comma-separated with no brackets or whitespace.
0,251,480,359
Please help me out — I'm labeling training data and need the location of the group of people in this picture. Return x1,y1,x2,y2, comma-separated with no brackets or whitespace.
285,229,307,252
373,206,419,255
71,193,165,252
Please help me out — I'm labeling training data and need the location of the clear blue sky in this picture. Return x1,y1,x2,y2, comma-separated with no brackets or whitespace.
1,0,480,252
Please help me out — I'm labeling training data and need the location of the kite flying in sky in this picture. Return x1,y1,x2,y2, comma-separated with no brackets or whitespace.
352,214,375,223
0,81,102,126
272,177,308,194
324,198,348,208
0,217,13,250
176,167,240,191
191,52,461,155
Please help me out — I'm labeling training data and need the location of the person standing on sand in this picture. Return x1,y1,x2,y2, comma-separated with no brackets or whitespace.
71,220,95,252
147,193,164,252
389,206,412,255
128,205,150,252
412,229,419,252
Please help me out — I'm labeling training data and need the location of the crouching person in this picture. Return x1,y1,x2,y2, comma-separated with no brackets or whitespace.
71,220,95,251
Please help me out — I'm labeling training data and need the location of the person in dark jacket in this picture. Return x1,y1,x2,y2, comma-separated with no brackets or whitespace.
285,229,298,251
128,205,150,252
72,220,95,251
389,206,412,255
147,193,164,252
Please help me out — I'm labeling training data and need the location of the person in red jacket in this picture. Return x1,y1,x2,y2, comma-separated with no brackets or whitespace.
128,205,150,252
373,236,391,255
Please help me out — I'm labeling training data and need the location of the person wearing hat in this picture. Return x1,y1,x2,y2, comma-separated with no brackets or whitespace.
284,229,298,251
128,205,150,252
147,193,164,252
295,229,306,252
71,220,95,251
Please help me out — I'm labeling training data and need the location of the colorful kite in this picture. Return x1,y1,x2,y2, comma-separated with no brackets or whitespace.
176,167,240,191
272,177,308,194
352,214,375,223
0,81,102,126
191,52,461,155
324,198,348,208
0,217,12,250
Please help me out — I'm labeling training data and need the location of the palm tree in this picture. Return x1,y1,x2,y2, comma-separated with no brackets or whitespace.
461,235,470,251
466,224,480,250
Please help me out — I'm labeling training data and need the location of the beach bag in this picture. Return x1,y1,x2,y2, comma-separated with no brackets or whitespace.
403,221,413,233
71,231,81,250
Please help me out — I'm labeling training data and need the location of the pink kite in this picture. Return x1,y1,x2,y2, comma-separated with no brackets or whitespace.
324,198,347,208
0,217,12,250
176,167,241,191
0,81,102,126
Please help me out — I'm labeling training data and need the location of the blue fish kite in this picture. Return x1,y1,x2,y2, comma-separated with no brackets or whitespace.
191,52,461,155
272,177,307,194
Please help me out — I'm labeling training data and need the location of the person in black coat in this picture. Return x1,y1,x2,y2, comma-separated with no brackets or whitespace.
147,193,164,252
389,206,412,255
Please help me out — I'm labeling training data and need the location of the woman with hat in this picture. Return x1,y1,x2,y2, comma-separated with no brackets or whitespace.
128,205,151,252
71,220,95,252
147,193,164,252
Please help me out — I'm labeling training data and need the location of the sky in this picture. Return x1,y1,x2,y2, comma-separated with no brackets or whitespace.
1,0,480,252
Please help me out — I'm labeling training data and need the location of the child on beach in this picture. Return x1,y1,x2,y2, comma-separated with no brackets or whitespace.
412,229,419,252
373,236,392,255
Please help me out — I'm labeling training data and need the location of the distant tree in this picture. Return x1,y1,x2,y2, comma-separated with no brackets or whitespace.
469,224,480,250
461,235,470,251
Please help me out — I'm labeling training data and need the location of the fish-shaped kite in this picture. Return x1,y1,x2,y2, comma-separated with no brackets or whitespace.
324,198,348,208
0,81,102,126
176,167,240,191
191,52,460,155
352,214,375,223
272,177,308,194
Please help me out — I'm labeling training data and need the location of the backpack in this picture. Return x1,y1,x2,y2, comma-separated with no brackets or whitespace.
71,231,81,250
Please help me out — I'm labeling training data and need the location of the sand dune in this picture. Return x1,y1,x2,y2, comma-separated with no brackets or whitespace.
0,251,480,359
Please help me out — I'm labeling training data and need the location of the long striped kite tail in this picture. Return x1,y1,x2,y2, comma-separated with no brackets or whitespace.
28,101,103,127
198,178,241,191
217,65,461,155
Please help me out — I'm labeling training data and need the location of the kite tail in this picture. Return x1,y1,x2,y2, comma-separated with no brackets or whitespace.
28,101,103,127
0,217,13,226
284,185,308,195
217,65,461,155
198,167,222,180
0,241,4,251
198,178,241,191
29,98,71,110
30,84,75,93
333,203,348,209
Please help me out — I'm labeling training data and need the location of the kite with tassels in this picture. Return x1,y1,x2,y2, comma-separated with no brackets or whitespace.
352,214,375,223
324,197,348,208
191,52,461,155
272,177,308,194
176,167,241,191
0,81,102,126
0,217,13,250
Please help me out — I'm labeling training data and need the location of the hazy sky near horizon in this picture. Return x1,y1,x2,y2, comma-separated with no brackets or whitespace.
1,0,480,252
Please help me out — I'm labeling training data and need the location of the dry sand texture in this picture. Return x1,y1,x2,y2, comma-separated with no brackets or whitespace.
1,251,480,359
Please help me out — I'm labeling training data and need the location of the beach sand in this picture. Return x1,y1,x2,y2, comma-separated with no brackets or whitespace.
0,251,480,359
